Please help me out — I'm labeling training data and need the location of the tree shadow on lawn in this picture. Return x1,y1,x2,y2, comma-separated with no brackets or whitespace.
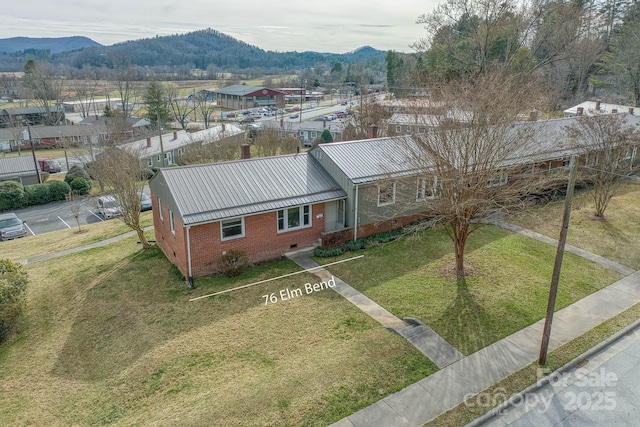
432,277,495,356
329,225,511,295
49,249,312,382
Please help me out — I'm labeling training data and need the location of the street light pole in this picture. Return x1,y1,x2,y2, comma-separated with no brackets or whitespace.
538,155,578,365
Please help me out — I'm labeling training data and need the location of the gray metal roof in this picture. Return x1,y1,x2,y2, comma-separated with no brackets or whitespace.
317,135,424,184
317,115,640,183
155,153,347,225
213,85,267,97
0,156,38,179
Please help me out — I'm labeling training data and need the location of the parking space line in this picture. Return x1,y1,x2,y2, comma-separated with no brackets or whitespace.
89,210,104,221
24,223,36,236
58,216,71,229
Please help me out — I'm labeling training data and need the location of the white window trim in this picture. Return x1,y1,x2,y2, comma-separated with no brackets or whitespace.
487,175,508,188
147,158,153,167
158,198,163,221
416,177,436,201
169,209,175,234
220,217,245,241
378,182,396,207
157,155,161,162
277,205,312,233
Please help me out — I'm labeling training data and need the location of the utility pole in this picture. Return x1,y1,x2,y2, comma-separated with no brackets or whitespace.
539,155,578,365
22,125,41,184
158,112,166,167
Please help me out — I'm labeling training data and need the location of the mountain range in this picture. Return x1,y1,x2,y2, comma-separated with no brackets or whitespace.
0,29,387,73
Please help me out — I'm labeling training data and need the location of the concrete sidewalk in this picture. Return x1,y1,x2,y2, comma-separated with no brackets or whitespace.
21,226,154,265
286,250,463,369
320,218,639,427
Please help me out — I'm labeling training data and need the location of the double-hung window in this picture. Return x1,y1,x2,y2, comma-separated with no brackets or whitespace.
378,182,396,206
277,205,311,232
417,177,436,201
221,218,244,240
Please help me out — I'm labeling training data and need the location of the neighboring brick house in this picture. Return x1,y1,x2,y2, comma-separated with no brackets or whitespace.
149,153,347,281
120,124,244,169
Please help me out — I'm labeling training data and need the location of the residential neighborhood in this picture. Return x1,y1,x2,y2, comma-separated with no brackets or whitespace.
2,1,640,425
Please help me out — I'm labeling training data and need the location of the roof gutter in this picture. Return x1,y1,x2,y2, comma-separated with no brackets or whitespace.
353,184,359,241
186,225,194,288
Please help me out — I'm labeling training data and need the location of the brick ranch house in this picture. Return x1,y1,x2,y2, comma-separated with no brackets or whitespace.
149,153,347,281
150,113,640,282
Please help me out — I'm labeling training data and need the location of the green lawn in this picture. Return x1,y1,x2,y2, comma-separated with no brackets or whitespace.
510,182,640,269
0,239,434,426
315,225,622,355
0,182,636,426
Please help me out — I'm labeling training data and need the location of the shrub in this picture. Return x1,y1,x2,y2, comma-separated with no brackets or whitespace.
218,250,249,277
141,168,155,180
0,259,29,343
48,181,71,201
23,183,52,205
64,165,92,189
0,181,24,211
69,177,90,195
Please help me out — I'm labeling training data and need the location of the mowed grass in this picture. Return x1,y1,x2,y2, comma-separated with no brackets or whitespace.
510,182,640,269
0,238,435,426
315,225,622,356
0,211,153,262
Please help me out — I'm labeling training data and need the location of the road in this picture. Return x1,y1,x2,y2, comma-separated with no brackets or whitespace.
481,329,640,426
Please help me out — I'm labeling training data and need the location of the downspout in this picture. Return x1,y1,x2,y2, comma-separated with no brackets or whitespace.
186,225,194,288
353,184,359,241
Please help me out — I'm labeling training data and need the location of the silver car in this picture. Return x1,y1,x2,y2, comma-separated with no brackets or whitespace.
0,213,28,241
96,196,123,219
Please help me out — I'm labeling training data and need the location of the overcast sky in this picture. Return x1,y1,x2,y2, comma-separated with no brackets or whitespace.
2,0,441,53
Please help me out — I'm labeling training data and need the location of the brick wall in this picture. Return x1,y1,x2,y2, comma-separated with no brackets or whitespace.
152,194,189,277
156,203,326,279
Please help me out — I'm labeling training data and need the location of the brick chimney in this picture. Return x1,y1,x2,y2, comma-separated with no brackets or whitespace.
577,107,584,116
595,100,601,110
241,144,250,160
146,137,151,147
369,125,378,139
323,119,326,128
612,109,618,114
173,131,178,140
629,107,635,115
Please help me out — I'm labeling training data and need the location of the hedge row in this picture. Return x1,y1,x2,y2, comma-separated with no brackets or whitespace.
314,227,406,258
0,180,72,211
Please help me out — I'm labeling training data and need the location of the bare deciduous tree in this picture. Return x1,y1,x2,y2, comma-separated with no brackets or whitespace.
398,72,550,279
570,112,640,218
91,147,150,249
165,84,196,130
252,128,299,157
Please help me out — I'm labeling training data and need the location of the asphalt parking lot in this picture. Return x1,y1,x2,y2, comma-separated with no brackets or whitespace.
9,196,108,237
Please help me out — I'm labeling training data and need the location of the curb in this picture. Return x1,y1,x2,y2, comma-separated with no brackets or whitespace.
465,317,640,427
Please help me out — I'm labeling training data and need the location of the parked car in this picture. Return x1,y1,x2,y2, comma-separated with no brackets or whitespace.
0,213,28,241
141,193,152,212
96,196,123,219
290,113,300,119
239,117,255,124
37,158,62,173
